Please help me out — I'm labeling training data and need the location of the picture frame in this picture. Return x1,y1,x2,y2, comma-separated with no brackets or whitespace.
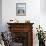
16,3,26,16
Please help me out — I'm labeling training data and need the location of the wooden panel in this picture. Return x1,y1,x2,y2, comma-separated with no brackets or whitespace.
7,23,34,46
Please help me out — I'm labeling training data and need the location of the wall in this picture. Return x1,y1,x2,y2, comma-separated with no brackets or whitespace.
2,0,46,46
40,0,46,31
40,0,46,13
2,0,40,30
0,0,2,32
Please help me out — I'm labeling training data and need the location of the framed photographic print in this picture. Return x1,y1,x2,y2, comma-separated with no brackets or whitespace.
16,3,26,16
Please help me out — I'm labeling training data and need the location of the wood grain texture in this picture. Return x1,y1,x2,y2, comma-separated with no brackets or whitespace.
7,23,34,46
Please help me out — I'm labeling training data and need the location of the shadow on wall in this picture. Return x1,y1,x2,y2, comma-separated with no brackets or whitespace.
0,0,2,32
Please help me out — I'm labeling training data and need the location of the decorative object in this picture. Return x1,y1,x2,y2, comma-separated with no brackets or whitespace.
0,32,5,46
16,3,26,16
10,20,13,21
36,25,45,46
1,31,12,46
8,19,19,23
25,20,30,23
44,31,46,40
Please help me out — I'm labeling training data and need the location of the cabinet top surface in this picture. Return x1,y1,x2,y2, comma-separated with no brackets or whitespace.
7,23,34,25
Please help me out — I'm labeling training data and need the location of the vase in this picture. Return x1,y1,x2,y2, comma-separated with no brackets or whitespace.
39,40,45,46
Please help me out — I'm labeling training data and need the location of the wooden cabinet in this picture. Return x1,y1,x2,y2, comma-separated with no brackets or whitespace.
7,23,34,46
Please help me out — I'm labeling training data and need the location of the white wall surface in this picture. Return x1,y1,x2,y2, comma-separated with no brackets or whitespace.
40,0,46,13
2,0,46,46
2,0,40,31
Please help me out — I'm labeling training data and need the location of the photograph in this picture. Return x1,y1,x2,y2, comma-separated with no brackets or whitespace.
16,3,26,16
